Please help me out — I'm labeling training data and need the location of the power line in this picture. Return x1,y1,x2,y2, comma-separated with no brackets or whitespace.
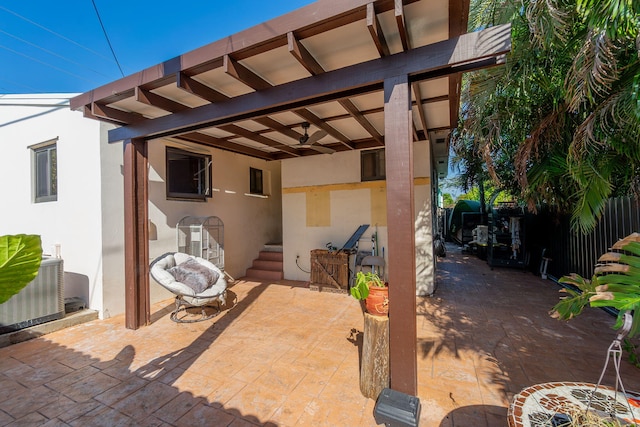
0,77,39,93
91,0,125,77
0,29,114,79
0,44,100,85
0,5,113,63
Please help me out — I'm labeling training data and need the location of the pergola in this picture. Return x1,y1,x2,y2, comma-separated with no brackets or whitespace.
70,0,510,395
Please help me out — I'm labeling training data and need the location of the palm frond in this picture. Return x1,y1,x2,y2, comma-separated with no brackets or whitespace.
565,30,619,112
515,108,565,189
570,69,640,161
526,0,573,47
553,232,640,337
576,0,640,40
569,157,614,233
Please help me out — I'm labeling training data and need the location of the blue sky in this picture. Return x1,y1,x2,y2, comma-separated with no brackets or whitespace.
0,1,314,94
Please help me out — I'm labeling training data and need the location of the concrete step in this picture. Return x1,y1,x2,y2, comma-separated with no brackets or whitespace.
252,259,283,271
0,309,99,348
257,250,283,262
244,245,285,281
262,243,283,253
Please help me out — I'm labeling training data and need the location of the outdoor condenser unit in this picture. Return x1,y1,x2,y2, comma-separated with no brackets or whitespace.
0,257,65,333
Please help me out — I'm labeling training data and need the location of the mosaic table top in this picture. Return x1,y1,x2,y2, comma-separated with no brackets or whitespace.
508,382,640,427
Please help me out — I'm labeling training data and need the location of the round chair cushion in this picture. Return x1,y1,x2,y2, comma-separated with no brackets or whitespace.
150,252,227,306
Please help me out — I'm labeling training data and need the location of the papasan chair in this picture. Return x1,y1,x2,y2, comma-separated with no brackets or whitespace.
150,252,227,323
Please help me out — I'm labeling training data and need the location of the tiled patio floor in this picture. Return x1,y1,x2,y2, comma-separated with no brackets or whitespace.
1,246,639,426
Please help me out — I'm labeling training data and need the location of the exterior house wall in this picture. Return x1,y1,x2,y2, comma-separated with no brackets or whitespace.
0,94,115,316
0,96,284,319
146,140,283,288
281,141,435,294
98,124,126,318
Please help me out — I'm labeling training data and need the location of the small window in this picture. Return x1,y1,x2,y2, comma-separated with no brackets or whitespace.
250,167,263,195
32,142,57,203
361,148,385,181
166,147,212,201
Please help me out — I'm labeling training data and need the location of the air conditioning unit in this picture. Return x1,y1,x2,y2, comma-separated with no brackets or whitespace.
0,257,64,333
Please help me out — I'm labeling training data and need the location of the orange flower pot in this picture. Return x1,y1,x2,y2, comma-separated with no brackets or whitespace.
365,286,389,316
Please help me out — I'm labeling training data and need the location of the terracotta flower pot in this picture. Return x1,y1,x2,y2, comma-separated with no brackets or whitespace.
365,286,389,316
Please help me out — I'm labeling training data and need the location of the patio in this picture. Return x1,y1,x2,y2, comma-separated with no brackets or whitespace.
1,246,639,426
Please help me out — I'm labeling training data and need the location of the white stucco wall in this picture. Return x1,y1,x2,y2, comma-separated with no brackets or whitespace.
281,141,434,294
98,124,125,319
147,139,283,290
0,97,284,318
0,94,111,315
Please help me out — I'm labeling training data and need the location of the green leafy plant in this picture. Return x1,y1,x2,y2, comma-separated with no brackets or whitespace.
0,234,43,304
350,271,385,300
622,338,640,369
551,233,640,338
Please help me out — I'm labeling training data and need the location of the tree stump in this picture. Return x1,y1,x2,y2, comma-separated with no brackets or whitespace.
360,312,390,399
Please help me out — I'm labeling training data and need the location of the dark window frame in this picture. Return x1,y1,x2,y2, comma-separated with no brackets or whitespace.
361,148,386,182
166,147,212,201
249,167,264,195
32,142,57,203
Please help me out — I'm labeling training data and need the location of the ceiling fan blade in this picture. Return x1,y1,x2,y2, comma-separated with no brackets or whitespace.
306,129,327,145
309,144,335,154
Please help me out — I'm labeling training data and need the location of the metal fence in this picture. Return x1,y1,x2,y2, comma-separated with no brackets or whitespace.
530,197,640,280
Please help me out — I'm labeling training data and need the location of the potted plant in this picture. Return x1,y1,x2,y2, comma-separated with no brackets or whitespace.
350,271,388,316
526,234,640,426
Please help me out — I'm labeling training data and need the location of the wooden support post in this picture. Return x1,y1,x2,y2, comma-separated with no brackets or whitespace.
360,313,390,399
123,138,150,330
384,74,418,395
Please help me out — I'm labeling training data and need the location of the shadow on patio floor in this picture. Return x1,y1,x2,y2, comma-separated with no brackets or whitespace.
0,249,639,426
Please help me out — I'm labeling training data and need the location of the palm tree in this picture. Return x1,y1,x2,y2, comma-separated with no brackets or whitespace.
454,0,640,232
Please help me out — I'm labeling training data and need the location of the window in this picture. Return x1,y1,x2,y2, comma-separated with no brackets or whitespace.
361,148,385,181
166,147,212,200
249,167,263,195
31,141,57,203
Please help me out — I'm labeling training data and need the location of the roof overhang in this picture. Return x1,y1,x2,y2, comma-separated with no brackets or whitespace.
71,0,510,179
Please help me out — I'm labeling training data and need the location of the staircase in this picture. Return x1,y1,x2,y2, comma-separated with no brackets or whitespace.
244,244,283,281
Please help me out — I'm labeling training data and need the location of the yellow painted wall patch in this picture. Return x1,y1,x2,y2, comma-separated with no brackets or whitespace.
306,190,330,227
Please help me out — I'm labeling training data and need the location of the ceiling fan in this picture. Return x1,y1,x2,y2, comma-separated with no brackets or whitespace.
298,122,334,154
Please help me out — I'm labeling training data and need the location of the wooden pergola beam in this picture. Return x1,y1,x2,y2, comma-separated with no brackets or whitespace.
123,139,150,330
395,0,409,51
287,32,324,75
254,116,304,142
224,55,272,91
135,87,190,112
177,72,230,103
411,83,429,140
108,24,511,143
177,132,280,160
218,124,301,157
367,3,390,57
70,0,421,110
338,99,384,145
289,31,383,145
384,73,417,395
92,103,143,124
293,108,354,148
